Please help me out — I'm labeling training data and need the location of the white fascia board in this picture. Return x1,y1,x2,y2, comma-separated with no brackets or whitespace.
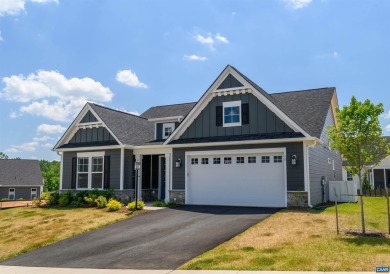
134,147,172,155
53,104,124,151
148,116,183,122
53,103,90,150
55,145,124,152
164,66,238,144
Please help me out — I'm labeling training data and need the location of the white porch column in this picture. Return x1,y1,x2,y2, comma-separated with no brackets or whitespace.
135,154,143,201
59,152,63,190
165,153,171,202
120,148,124,190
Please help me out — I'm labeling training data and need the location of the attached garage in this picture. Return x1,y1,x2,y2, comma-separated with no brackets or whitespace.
185,148,287,207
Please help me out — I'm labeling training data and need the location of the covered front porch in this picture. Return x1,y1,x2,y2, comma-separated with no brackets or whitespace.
133,148,172,203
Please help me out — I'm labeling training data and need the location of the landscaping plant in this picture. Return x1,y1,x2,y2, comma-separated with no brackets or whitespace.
327,96,390,234
106,199,122,211
95,196,107,208
127,200,145,210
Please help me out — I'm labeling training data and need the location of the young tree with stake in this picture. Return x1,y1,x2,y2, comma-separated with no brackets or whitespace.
327,96,390,235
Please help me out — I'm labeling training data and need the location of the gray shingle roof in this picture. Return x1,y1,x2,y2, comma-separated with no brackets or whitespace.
141,102,196,119
0,160,43,186
271,88,335,139
90,103,155,146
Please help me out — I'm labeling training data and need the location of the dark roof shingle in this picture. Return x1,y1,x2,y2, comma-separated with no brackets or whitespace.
90,104,155,146
271,88,335,138
141,102,196,119
0,160,43,186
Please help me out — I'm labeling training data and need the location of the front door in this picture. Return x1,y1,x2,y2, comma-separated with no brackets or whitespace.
159,156,166,200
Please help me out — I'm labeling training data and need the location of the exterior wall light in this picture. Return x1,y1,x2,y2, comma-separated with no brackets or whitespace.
175,158,181,168
292,155,297,165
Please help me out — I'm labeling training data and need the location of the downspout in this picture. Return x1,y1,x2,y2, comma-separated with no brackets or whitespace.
306,140,318,208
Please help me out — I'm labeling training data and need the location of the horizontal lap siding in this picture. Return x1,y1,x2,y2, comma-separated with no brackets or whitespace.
309,107,342,205
0,187,40,200
172,142,304,191
62,149,122,190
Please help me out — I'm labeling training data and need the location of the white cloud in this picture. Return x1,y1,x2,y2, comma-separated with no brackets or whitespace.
215,34,229,44
9,111,21,118
195,34,214,46
0,31,3,41
386,124,390,132
184,55,208,61
1,70,112,121
383,111,390,119
116,69,147,88
41,143,54,148
0,0,25,16
194,33,229,50
6,141,39,152
333,51,338,57
283,0,312,9
30,0,58,3
33,136,54,142
0,0,58,16
37,123,66,134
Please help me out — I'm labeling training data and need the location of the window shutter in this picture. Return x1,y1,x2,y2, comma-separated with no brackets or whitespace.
242,103,249,125
71,157,77,189
104,155,111,189
216,106,223,126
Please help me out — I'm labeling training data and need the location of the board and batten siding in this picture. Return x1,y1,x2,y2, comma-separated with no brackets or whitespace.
309,107,343,205
179,93,294,139
62,149,134,190
172,142,304,191
155,122,180,140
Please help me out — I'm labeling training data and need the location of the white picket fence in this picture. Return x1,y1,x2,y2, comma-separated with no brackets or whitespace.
328,181,358,203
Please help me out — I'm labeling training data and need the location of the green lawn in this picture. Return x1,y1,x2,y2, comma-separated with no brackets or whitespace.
0,206,134,261
181,197,390,271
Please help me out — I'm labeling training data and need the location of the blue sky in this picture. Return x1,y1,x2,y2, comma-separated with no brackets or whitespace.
0,0,389,160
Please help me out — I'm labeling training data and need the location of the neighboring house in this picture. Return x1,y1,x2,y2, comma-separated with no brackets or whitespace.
0,159,43,200
342,136,390,189
53,65,342,207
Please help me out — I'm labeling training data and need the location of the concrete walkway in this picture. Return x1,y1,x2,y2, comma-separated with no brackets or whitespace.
0,266,375,274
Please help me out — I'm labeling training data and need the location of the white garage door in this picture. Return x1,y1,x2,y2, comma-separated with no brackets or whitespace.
187,150,286,207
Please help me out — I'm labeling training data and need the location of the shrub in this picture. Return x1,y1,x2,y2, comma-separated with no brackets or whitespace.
75,190,89,200
106,199,122,211
84,195,98,207
70,197,83,208
47,192,59,206
362,176,371,191
40,192,51,200
102,189,114,200
127,200,145,211
59,192,72,207
166,201,177,207
1,198,9,201
95,196,107,208
18,197,24,201
152,200,166,207
32,197,42,207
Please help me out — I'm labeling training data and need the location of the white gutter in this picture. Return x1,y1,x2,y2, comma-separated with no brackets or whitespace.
148,116,183,122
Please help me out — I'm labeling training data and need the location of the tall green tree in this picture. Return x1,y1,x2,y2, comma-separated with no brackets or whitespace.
0,152,9,159
39,160,60,191
327,96,390,234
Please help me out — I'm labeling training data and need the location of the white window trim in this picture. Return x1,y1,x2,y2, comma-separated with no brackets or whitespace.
223,101,241,127
76,151,105,190
162,123,175,139
31,188,37,200
8,188,15,200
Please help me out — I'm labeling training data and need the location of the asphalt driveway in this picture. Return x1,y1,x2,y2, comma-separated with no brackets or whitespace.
1,205,278,269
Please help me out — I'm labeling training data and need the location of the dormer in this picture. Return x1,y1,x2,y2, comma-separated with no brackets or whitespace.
148,116,183,140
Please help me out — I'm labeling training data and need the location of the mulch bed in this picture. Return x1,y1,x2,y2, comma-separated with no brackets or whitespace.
343,228,390,238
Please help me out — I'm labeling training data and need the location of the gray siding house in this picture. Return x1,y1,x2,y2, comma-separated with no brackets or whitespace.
0,160,43,200
53,65,342,207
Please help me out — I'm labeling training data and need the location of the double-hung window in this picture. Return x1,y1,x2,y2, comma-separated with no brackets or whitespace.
162,123,175,139
347,171,353,181
77,152,104,189
31,188,37,200
223,101,241,127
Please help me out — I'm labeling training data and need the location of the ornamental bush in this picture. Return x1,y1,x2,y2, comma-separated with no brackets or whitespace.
95,196,107,208
127,200,145,211
106,199,122,211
